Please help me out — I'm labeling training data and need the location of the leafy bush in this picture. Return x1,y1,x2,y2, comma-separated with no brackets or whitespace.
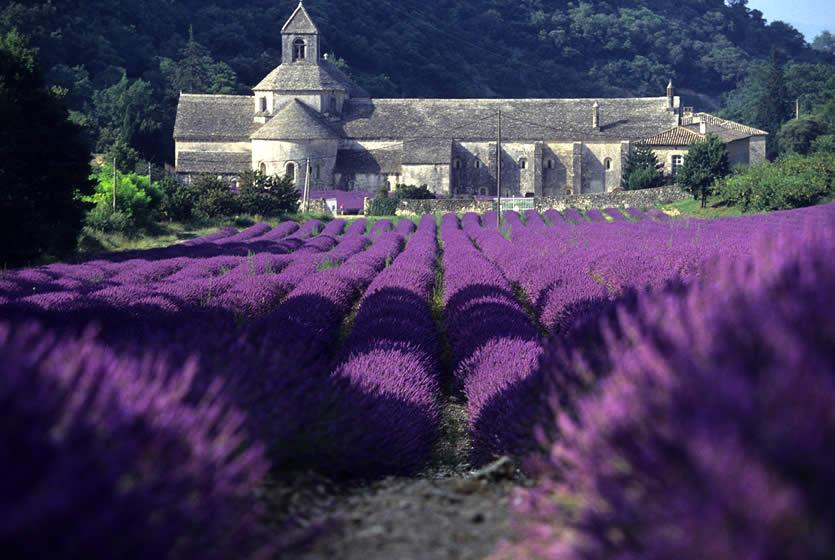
367,194,399,216
621,144,664,190
82,164,162,234
238,171,299,216
813,134,835,154
717,152,835,212
395,184,436,200
191,175,239,219
777,117,828,155
158,174,201,221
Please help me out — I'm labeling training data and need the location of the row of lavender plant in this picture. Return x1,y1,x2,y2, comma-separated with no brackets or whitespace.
441,213,544,465
497,219,835,559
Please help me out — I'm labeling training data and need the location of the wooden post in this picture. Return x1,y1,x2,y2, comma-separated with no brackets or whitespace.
112,157,117,210
496,108,502,229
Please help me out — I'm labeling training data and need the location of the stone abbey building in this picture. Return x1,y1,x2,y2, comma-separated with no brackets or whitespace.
174,2,767,197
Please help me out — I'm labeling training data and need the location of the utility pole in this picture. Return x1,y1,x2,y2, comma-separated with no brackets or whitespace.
796,98,800,120
496,108,502,229
148,161,152,184
112,157,117,211
303,158,311,213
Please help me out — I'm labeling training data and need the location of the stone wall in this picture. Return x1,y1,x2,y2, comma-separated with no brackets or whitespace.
394,186,689,216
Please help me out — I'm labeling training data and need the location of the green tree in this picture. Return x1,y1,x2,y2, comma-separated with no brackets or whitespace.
754,49,791,158
394,184,436,200
0,30,92,266
92,75,161,163
777,118,828,155
678,134,731,208
192,175,239,219
621,144,664,190
812,135,835,154
82,164,162,234
238,170,299,216
811,31,835,55
167,28,237,95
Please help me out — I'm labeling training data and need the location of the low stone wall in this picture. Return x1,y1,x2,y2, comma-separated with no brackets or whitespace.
395,186,689,216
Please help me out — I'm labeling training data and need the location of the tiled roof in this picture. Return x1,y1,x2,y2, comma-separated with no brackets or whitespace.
402,139,452,164
251,99,341,140
334,149,402,175
680,112,768,142
639,126,704,146
177,151,251,174
253,61,369,98
337,97,677,141
282,2,319,34
173,94,260,141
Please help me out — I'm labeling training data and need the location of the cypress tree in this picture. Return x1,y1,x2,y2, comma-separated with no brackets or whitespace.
755,49,791,158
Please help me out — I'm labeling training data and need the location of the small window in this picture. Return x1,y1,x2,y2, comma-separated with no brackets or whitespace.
604,158,612,171
453,158,462,169
479,187,488,196
293,38,306,61
329,96,337,113
518,157,527,169
474,159,482,169
285,162,296,183
545,159,554,170
259,97,267,112
671,155,684,176
315,164,321,180
504,189,511,197
259,162,267,174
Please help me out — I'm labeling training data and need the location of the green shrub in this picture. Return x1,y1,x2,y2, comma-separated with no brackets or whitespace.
191,175,239,218
625,166,663,191
367,194,399,216
82,164,161,232
777,118,827,155
238,171,299,216
678,134,731,208
621,144,664,190
717,152,835,212
395,184,436,200
812,134,835,154
159,174,201,221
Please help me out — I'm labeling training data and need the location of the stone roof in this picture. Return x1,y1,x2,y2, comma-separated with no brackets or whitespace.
282,2,319,34
639,126,704,146
251,99,341,141
253,61,369,97
402,139,452,164
338,97,677,141
681,113,768,142
174,94,259,141
334,149,402,175
177,151,251,174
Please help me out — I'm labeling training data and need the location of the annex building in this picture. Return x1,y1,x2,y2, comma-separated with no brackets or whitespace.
174,2,767,197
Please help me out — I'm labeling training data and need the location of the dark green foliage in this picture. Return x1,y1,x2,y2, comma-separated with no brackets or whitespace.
192,175,240,219
811,31,835,55
0,30,92,267
621,145,664,190
367,194,399,216
755,50,792,158
395,184,436,200
159,174,201,221
0,1,825,165
813,135,835,154
717,152,835,212
678,134,731,208
778,118,828,155
238,170,300,217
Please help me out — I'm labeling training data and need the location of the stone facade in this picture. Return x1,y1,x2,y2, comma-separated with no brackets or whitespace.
173,2,769,197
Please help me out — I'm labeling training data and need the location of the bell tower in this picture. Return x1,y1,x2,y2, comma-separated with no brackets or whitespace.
282,1,320,65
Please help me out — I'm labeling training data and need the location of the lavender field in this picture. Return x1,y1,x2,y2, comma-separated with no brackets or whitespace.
1,204,834,558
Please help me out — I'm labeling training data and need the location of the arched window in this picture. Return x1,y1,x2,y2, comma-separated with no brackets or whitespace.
259,97,267,112
604,158,612,171
259,162,266,174
285,162,296,183
518,157,527,169
474,159,482,169
453,158,462,169
329,95,337,113
293,38,306,61
479,187,488,196
545,159,554,170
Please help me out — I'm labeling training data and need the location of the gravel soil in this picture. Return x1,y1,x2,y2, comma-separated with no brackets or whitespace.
264,398,529,559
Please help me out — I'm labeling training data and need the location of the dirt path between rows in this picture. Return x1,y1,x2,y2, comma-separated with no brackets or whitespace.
269,398,527,560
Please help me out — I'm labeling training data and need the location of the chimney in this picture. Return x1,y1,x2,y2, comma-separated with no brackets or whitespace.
667,80,674,110
592,101,600,130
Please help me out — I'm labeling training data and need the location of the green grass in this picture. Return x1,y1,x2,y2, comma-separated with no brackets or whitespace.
661,197,743,219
